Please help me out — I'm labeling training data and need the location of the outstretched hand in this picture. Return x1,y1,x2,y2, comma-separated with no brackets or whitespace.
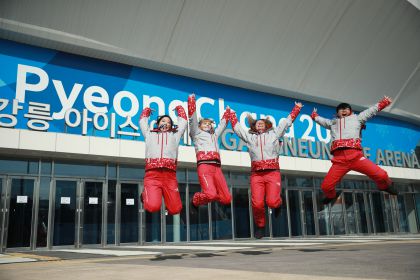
313,108,317,113
295,101,303,108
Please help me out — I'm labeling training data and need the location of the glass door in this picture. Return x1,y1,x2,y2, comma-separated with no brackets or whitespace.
120,182,139,243
288,189,303,236
354,192,370,234
3,177,36,249
0,177,5,251
81,181,104,246
302,190,316,236
343,192,357,234
52,179,78,246
232,186,251,239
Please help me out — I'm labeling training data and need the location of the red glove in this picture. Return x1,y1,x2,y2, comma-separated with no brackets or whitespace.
175,105,187,120
310,110,319,120
230,111,238,127
140,107,152,119
377,97,392,111
188,95,196,117
290,104,302,122
222,107,231,121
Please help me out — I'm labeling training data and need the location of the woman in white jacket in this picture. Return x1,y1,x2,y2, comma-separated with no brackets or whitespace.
230,102,302,238
311,96,397,205
188,94,232,210
139,105,187,215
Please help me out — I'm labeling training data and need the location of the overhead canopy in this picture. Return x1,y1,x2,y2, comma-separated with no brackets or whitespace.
1,0,419,124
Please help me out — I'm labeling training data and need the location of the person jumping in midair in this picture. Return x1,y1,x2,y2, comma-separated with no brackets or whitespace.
188,93,232,211
230,102,302,239
139,105,188,215
311,96,398,205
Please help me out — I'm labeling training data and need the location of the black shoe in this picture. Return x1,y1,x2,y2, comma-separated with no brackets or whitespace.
274,207,281,218
383,185,399,196
321,191,342,205
255,227,265,239
140,193,144,204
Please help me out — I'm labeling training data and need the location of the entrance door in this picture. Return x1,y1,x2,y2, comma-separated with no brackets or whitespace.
0,177,4,250
288,190,303,236
120,182,139,243
232,186,251,238
2,178,36,250
302,190,316,236
52,180,78,246
81,181,104,246
354,192,370,234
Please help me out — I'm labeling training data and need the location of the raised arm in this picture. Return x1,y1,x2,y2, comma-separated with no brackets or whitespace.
214,106,231,137
275,102,302,138
188,94,199,138
139,107,152,138
311,108,333,129
357,96,392,123
230,111,250,143
174,105,188,141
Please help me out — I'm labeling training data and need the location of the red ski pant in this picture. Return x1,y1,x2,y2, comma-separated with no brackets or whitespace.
322,149,392,199
142,169,182,215
192,163,232,206
251,170,282,228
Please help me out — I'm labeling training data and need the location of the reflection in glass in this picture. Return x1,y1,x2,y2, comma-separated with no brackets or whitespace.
53,180,77,246
166,183,187,242
331,194,345,235
316,191,331,235
7,179,34,248
212,202,233,240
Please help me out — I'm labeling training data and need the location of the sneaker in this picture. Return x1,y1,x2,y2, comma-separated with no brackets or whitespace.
274,207,281,218
140,193,144,204
321,191,342,205
383,185,399,196
255,227,265,239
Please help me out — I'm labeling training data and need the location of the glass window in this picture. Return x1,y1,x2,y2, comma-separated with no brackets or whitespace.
231,172,249,185
287,176,312,188
54,162,106,177
342,180,366,190
118,165,144,180
232,187,251,238
177,169,186,183
41,161,52,175
0,159,38,175
187,169,199,183
108,164,117,179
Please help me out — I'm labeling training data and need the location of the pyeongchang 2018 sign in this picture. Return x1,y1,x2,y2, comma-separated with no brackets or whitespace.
0,39,419,169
